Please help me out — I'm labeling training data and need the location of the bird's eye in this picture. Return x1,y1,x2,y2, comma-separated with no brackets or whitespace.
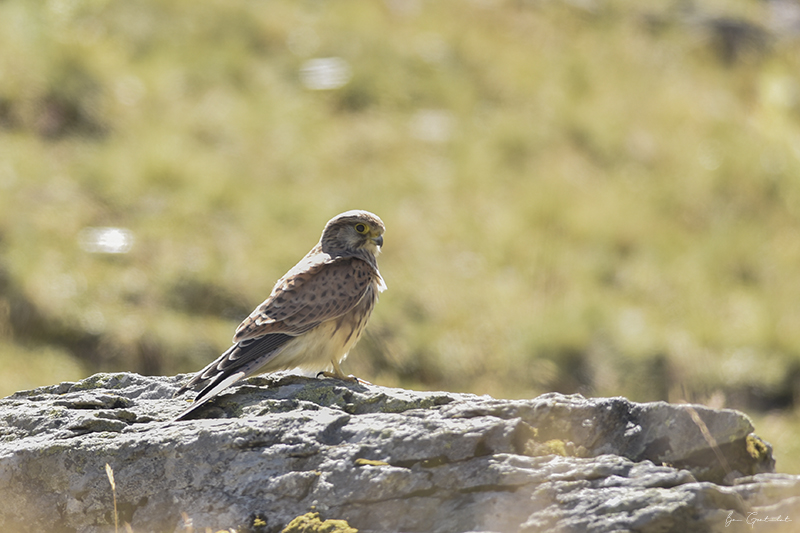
354,223,368,234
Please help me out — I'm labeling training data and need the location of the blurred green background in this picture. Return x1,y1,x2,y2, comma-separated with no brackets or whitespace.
2,0,800,471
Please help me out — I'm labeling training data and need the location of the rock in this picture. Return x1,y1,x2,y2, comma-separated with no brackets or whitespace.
0,372,798,532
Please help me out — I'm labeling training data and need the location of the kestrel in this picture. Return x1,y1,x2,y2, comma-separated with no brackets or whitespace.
174,210,386,420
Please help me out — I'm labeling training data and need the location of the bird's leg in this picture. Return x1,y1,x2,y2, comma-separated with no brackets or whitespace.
316,359,371,384
330,358,347,379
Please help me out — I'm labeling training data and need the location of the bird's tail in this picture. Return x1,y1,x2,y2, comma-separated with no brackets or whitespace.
172,370,247,421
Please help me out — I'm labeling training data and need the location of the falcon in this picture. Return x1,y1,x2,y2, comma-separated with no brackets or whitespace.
174,210,386,420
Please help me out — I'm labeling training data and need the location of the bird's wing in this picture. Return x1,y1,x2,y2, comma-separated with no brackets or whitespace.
173,331,296,420
232,256,378,343
174,332,293,395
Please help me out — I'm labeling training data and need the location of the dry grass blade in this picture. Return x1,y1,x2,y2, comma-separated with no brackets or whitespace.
105,463,119,533
683,405,732,475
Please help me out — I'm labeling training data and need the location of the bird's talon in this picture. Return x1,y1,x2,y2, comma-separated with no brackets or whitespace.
315,371,368,385
316,371,345,380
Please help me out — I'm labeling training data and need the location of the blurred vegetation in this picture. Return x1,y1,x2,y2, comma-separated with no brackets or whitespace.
2,0,800,470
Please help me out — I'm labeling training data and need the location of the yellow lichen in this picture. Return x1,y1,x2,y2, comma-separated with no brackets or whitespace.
354,458,389,467
746,434,770,462
544,439,568,456
281,512,358,533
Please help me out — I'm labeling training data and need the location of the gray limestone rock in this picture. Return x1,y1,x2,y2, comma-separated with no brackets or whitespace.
0,372,797,532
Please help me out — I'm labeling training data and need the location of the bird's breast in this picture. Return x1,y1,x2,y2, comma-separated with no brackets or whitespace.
262,278,379,373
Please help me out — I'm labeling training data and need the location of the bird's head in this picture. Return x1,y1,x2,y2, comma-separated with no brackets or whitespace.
320,210,385,257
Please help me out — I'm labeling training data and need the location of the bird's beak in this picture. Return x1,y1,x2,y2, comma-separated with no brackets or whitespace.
372,235,384,247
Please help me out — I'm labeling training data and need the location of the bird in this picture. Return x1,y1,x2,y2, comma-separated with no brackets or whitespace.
173,210,386,420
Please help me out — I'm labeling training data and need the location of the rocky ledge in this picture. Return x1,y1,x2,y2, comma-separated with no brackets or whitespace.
1,372,799,532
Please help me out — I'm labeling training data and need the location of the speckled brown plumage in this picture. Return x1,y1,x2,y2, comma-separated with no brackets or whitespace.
174,210,386,420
